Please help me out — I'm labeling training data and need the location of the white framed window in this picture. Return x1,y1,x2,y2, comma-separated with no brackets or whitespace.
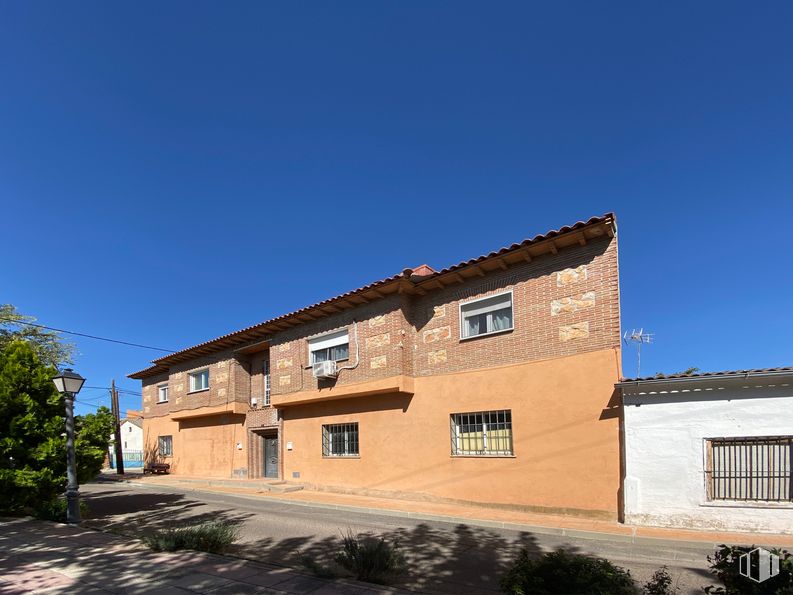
158,435,173,457
308,330,349,365
450,410,513,456
157,384,169,403
188,369,209,392
263,358,271,407
322,423,359,457
459,291,514,340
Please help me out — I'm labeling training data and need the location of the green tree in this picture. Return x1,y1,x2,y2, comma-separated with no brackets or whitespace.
0,340,114,514
75,406,114,484
0,304,75,367
0,340,66,511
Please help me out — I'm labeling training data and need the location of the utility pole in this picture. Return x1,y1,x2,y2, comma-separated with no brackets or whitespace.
111,379,124,475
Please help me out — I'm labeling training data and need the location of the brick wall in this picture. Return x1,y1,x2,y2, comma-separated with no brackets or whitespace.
141,350,251,418
141,234,618,409
411,235,619,375
269,295,413,397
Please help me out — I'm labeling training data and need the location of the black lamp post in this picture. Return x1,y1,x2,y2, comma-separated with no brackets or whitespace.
52,368,85,524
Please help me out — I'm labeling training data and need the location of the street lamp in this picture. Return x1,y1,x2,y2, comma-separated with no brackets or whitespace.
52,368,85,524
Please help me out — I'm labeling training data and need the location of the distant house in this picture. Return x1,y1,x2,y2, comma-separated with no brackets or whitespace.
120,418,143,453
618,368,793,533
109,417,144,468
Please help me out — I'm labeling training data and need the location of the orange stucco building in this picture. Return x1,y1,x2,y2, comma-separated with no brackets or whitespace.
130,213,622,519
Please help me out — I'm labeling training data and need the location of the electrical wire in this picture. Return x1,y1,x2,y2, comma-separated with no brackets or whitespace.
0,318,176,353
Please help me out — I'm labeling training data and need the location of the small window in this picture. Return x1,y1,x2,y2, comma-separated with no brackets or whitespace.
451,410,513,456
309,330,349,365
706,436,792,502
459,291,514,340
189,369,209,392
158,435,173,457
128,426,132,432
322,423,359,457
263,358,271,406
157,385,169,403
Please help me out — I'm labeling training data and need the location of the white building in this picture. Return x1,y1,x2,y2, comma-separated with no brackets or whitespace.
619,367,793,534
119,417,143,452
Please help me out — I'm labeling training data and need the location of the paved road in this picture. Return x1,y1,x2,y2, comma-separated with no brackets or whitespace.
81,480,717,594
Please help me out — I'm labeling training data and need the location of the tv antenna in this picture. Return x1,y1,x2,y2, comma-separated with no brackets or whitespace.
623,328,653,378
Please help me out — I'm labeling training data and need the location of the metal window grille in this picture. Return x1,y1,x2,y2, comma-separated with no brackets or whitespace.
450,410,513,456
263,359,271,406
322,423,359,457
158,435,173,457
705,436,792,502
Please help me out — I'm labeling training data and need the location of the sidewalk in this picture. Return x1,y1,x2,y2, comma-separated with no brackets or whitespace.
0,517,409,595
106,472,793,549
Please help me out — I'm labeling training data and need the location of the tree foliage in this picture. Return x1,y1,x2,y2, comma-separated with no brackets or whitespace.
0,304,75,367
0,340,113,514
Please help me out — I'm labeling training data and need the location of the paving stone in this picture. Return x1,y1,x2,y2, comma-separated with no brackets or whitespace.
168,572,236,592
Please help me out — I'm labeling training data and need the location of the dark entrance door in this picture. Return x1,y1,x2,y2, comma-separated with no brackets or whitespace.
264,436,278,479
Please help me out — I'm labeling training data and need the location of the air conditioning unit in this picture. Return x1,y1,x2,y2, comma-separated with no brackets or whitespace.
312,360,338,379
250,397,258,408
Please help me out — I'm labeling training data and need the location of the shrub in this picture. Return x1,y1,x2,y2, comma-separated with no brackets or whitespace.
643,566,678,595
334,529,406,584
33,497,89,523
703,544,793,595
500,549,635,595
143,521,239,554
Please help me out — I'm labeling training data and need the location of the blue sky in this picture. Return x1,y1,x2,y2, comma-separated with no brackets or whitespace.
2,2,791,415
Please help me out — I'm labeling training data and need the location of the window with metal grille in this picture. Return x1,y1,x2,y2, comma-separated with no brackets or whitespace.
705,436,792,502
263,359,271,406
158,435,173,457
450,410,513,456
322,423,359,457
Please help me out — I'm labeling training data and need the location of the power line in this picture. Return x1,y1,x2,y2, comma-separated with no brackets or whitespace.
0,317,176,353
84,385,142,396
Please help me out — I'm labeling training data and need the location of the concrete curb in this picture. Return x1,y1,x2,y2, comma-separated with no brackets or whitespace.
98,476,793,551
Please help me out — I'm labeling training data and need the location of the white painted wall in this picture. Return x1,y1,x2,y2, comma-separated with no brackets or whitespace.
622,377,793,534
119,421,143,452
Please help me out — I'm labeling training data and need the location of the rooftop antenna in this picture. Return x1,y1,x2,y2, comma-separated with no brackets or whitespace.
623,328,653,378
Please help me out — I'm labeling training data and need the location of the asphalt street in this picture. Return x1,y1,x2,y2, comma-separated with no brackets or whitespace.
80,480,717,594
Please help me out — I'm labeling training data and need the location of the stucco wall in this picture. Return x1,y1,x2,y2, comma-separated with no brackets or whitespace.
281,347,622,518
623,380,793,533
143,413,248,477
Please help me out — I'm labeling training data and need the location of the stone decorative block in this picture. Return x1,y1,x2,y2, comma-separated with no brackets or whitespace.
176,384,184,392
215,373,229,383
277,343,290,353
557,265,588,287
423,326,451,344
370,355,387,369
559,322,590,342
144,406,150,413
366,333,391,349
217,361,228,368
431,305,446,319
276,358,293,370
551,291,596,316
218,388,227,397
369,315,386,327
428,349,447,365
279,375,291,386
